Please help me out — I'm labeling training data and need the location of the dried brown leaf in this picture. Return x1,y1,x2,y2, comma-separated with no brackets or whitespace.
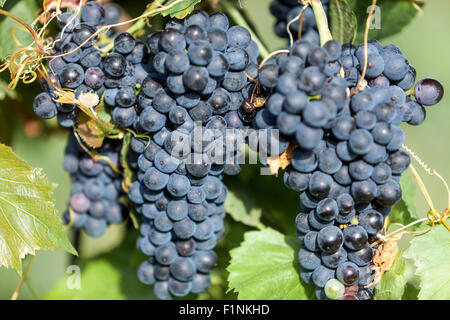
53,90,75,104
75,112,105,148
367,233,403,287
266,144,296,176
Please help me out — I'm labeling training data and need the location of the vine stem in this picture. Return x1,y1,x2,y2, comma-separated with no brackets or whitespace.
0,9,44,52
405,163,450,231
309,0,332,46
351,0,378,96
220,0,270,58
402,144,450,212
11,255,35,300
259,49,290,69
93,0,166,54
46,0,188,59
371,217,428,248
297,5,309,42
408,163,437,214
286,4,308,47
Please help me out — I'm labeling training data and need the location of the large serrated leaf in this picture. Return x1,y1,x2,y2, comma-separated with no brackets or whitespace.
160,0,202,19
225,189,263,229
0,0,39,58
224,164,301,236
0,144,76,274
43,232,157,300
329,0,357,43
227,228,314,300
374,253,407,300
348,0,423,43
403,224,450,299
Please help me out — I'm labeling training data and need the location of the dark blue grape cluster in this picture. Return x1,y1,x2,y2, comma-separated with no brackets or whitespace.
33,1,122,127
253,38,443,300
121,11,255,299
32,0,446,301
62,133,126,237
339,39,429,125
269,0,329,44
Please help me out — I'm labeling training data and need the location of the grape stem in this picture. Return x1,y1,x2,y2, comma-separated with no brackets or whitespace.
351,0,378,96
408,163,437,214
11,255,35,300
45,0,188,59
220,0,270,58
286,4,309,47
258,49,290,69
0,9,44,52
120,132,134,193
307,0,332,46
97,0,166,54
297,5,309,42
372,211,450,248
406,163,450,231
402,144,450,211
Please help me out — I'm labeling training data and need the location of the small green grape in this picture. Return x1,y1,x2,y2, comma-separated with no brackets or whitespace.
324,278,345,300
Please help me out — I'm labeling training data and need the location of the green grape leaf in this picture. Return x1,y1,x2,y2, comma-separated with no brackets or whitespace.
403,224,450,299
389,200,420,229
399,169,417,212
0,144,76,274
225,188,263,229
225,163,301,236
160,0,202,19
401,260,420,300
43,233,157,300
389,170,420,228
95,104,114,128
347,0,423,44
0,0,39,58
402,282,420,300
329,0,357,44
374,253,407,300
227,228,314,300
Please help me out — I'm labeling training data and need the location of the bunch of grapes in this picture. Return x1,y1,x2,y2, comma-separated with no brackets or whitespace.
252,38,443,300
62,133,126,237
269,0,329,43
33,1,122,127
29,0,446,301
110,11,257,299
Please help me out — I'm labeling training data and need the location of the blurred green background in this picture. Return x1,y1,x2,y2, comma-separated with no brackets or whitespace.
0,0,448,299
